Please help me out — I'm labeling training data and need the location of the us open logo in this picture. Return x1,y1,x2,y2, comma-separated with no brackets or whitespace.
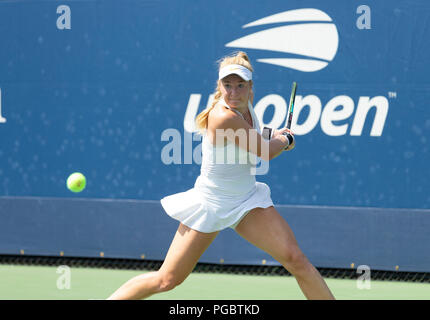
225,8,339,72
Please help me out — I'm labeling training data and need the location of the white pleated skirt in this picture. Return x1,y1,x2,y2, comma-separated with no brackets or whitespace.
160,175,274,233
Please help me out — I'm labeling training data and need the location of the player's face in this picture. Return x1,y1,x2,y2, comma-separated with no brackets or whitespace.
220,74,251,108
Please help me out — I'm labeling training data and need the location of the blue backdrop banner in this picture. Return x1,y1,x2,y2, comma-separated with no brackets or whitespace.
0,0,429,272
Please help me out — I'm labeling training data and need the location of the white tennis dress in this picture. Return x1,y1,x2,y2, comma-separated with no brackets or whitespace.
160,99,274,233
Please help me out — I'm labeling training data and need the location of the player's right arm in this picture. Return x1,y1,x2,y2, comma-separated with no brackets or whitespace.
212,109,290,161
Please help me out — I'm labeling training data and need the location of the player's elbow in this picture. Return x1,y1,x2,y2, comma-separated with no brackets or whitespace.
267,141,286,161
257,152,277,162
245,139,280,161
268,149,283,161
263,148,280,161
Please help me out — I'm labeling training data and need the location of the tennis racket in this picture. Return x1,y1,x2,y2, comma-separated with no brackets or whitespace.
281,82,297,150
286,81,297,130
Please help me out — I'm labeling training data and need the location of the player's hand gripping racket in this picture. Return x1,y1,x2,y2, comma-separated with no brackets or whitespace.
282,82,297,150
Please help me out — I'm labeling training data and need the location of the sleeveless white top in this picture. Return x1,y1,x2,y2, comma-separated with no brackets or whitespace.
160,99,274,233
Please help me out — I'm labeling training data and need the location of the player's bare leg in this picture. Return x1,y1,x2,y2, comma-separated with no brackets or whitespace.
107,223,218,300
235,206,335,300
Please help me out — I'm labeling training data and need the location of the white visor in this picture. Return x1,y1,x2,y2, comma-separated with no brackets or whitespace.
218,64,252,81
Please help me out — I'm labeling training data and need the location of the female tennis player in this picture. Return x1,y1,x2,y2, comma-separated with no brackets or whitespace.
107,51,335,300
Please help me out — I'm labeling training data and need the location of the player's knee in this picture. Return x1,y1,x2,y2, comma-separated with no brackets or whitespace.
157,271,184,292
280,246,311,275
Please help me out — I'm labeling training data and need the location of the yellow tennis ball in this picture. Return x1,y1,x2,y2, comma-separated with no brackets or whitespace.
67,172,86,193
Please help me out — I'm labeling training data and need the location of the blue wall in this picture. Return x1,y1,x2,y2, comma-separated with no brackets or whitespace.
0,1,429,272
1,197,429,272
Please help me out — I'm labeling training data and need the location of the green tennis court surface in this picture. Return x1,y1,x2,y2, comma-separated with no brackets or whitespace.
0,265,429,300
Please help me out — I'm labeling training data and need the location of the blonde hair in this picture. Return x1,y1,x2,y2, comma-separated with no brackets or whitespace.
195,51,254,135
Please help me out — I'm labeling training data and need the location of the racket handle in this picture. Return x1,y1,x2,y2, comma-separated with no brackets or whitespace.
286,113,293,129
